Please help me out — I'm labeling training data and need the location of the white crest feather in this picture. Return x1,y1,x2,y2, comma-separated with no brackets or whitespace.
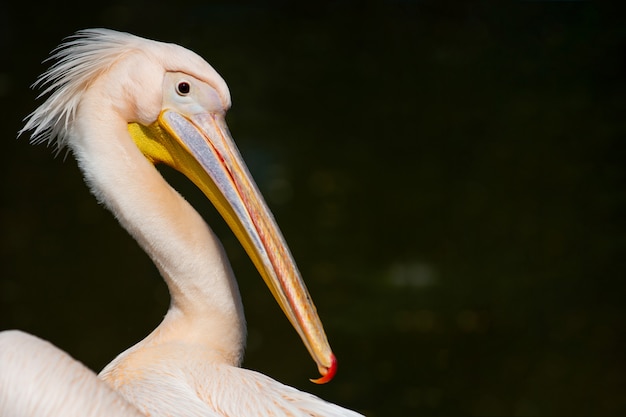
19,29,151,153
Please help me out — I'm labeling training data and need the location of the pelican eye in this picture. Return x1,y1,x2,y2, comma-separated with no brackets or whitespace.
176,82,191,96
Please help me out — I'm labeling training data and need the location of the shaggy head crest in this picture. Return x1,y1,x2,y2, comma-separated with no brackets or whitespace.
19,29,155,153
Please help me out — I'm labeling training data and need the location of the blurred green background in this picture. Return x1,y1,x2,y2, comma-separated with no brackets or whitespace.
1,2,625,416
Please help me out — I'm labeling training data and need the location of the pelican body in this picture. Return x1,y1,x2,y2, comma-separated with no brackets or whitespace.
0,29,361,417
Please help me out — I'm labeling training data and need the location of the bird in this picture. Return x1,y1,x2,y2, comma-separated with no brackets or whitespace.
1,29,362,417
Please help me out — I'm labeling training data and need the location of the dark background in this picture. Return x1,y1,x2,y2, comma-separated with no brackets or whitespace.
1,1,625,416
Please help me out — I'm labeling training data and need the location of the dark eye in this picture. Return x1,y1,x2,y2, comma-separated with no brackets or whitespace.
176,82,191,95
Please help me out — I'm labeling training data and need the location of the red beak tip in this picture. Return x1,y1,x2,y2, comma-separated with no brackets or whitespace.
309,353,337,384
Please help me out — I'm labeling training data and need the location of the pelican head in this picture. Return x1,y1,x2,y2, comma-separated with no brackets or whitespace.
20,29,336,383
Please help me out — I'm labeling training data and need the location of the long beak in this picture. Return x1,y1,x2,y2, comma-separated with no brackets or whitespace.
128,110,336,383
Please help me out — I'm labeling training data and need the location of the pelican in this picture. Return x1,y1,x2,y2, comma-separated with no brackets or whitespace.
1,29,362,417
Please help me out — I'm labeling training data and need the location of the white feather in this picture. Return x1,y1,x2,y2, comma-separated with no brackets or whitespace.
0,330,143,417
20,29,144,151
